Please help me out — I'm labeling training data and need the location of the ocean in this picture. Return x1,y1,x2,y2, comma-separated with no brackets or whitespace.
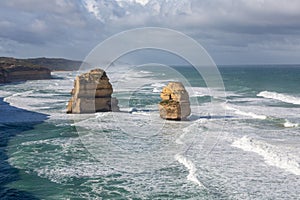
0,65,299,199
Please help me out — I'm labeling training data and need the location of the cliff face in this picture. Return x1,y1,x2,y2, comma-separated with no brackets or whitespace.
158,82,191,120
0,58,51,83
0,56,88,83
0,57,84,71
25,57,84,71
67,69,119,114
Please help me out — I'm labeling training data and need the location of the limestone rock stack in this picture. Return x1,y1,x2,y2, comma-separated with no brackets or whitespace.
66,69,119,114
158,82,191,120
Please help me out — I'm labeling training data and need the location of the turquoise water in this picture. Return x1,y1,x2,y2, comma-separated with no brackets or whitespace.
0,65,300,199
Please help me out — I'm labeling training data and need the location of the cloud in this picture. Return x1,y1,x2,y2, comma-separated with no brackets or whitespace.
0,0,88,45
79,0,300,40
2,0,77,14
0,0,299,64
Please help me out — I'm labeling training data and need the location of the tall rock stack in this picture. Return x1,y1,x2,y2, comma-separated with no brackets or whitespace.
158,82,191,120
67,69,119,114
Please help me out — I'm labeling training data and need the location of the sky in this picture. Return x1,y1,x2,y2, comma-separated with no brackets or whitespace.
0,0,300,65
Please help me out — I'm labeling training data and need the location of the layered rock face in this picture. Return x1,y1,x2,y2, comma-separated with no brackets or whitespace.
158,82,191,120
67,69,119,114
0,58,51,83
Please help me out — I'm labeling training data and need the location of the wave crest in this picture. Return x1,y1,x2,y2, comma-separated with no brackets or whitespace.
232,136,300,175
175,154,205,188
225,105,267,119
257,91,300,105
283,120,299,128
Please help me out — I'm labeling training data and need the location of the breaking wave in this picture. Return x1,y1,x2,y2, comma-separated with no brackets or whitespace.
174,120,207,188
283,120,299,128
232,136,300,176
174,154,205,188
225,105,267,119
257,91,300,105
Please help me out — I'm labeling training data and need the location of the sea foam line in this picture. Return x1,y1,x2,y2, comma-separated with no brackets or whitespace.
225,105,267,119
232,136,300,176
174,121,207,188
175,154,206,188
257,91,300,105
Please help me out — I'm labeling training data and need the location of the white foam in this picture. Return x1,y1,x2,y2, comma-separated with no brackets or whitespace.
175,154,205,188
175,131,187,145
131,111,150,116
35,162,113,184
186,87,210,98
139,70,153,74
225,104,267,120
283,120,299,128
186,87,240,98
257,91,300,105
151,83,165,88
234,109,267,120
152,88,161,93
11,90,34,97
5,95,65,112
174,119,208,188
0,90,12,97
10,137,115,183
151,82,168,93
232,136,300,176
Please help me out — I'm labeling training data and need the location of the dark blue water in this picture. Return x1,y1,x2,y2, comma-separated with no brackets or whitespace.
0,98,48,199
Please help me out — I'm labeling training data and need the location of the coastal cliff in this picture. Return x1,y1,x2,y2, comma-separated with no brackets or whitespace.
0,57,84,71
67,69,119,114
0,56,87,83
0,58,51,83
24,57,84,71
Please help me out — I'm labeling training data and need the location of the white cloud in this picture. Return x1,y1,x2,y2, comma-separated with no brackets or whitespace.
0,0,300,63
116,0,150,6
79,0,300,34
83,0,102,21
2,0,77,13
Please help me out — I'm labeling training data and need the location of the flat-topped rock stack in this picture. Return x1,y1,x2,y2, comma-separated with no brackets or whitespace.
158,82,191,120
67,69,119,114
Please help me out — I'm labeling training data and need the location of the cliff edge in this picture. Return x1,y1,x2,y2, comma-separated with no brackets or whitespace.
0,57,51,83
